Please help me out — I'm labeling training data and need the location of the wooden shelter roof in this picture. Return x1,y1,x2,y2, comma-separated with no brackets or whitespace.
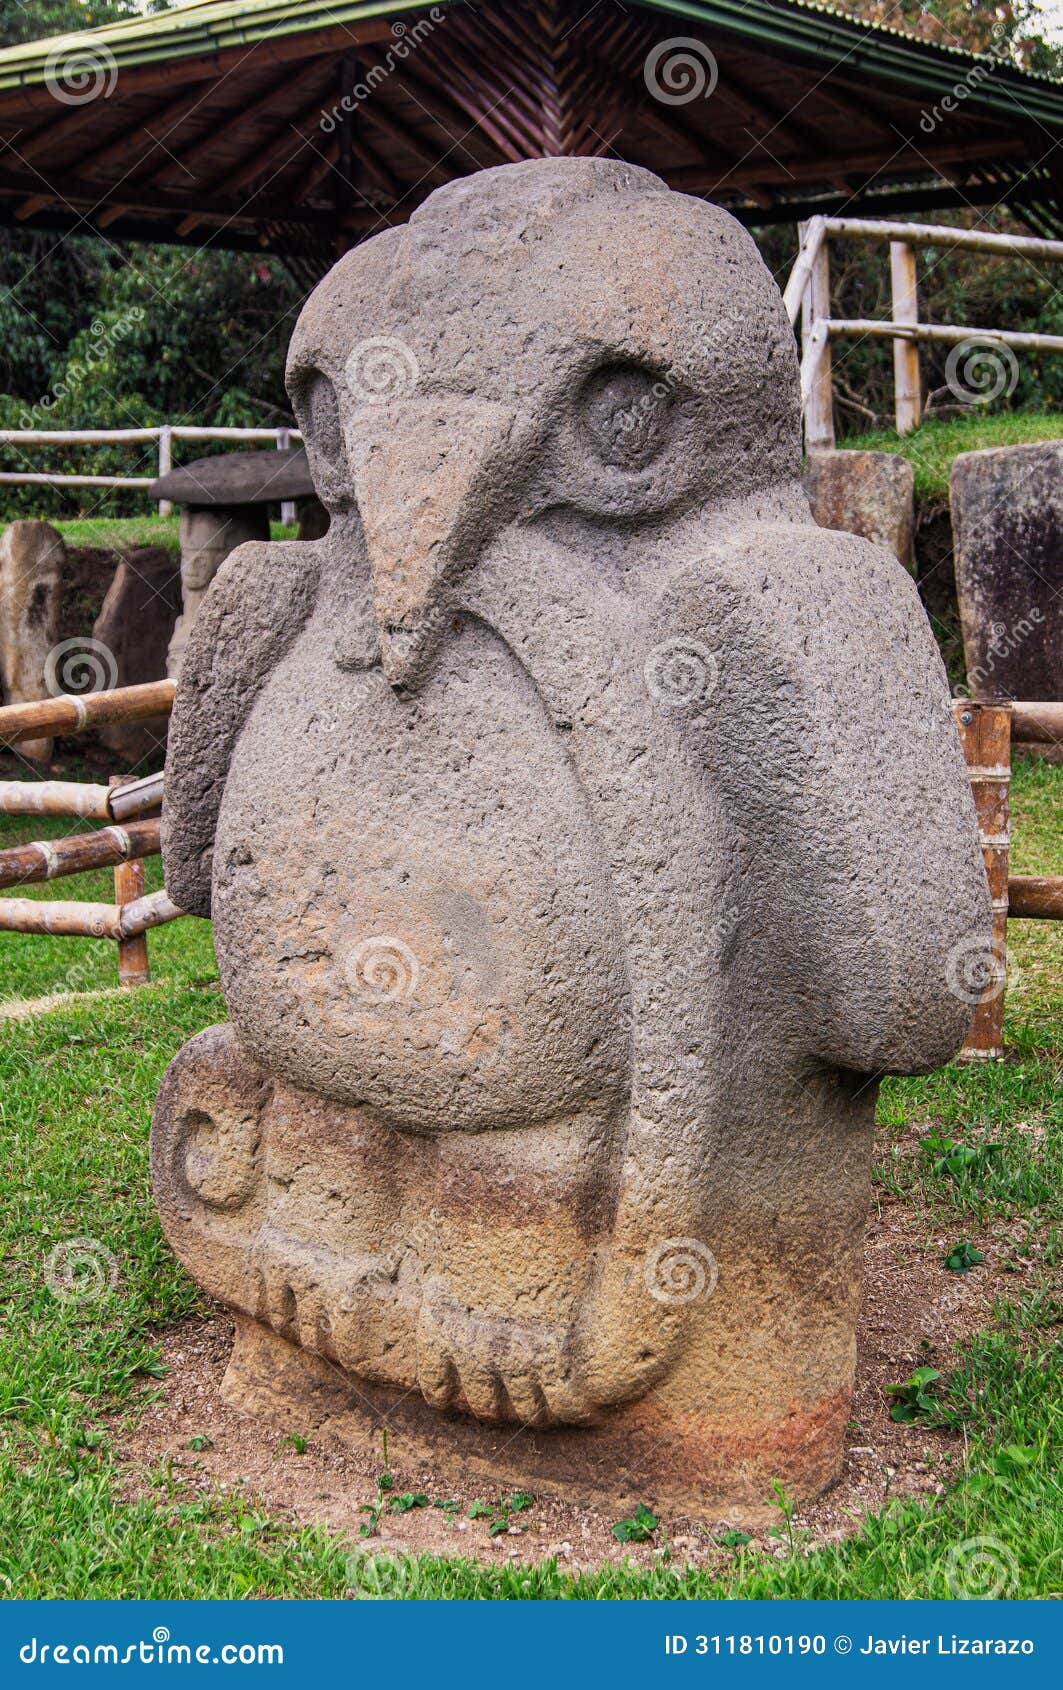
2,0,1063,262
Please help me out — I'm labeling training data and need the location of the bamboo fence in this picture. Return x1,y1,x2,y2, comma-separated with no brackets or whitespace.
0,684,1059,1026
0,681,182,986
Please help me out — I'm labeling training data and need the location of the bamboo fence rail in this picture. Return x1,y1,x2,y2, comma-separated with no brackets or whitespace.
0,681,184,985
0,684,1058,1021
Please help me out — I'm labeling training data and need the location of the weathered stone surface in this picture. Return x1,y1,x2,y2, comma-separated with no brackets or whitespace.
805,449,915,573
0,519,64,762
167,506,269,677
153,158,991,1515
297,497,329,541
951,442,1063,701
150,447,314,507
93,546,181,764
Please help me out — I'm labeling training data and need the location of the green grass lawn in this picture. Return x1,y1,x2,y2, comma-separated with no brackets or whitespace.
840,411,1063,502
0,763,1060,1599
47,516,299,556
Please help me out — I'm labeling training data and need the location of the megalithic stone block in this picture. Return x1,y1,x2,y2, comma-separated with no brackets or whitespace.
167,507,269,678
0,519,64,763
93,546,182,764
804,449,915,573
951,441,1063,707
151,158,991,1520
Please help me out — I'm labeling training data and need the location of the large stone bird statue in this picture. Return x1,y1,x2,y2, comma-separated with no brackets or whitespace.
152,159,990,1514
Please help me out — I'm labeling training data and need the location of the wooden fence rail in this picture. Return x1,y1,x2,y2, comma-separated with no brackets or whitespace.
0,684,1058,1022
785,216,1063,447
0,681,182,987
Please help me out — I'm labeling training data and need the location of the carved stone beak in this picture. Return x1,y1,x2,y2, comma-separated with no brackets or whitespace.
348,399,515,688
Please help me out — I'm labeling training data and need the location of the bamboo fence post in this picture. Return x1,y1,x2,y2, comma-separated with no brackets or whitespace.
276,425,296,527
800,219,835,449
889,239,921,434
954,700,1012,1061
157,424,173,517
111,776,150,987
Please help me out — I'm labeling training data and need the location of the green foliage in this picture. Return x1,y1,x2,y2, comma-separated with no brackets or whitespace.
887,1365,949,1425
945,1240,986,1273
611,1503,659,1544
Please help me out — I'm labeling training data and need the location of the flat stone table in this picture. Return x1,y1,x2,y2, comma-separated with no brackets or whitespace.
149,449,324,675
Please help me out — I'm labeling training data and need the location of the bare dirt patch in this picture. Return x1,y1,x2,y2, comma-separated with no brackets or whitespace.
116,1196,1012,1573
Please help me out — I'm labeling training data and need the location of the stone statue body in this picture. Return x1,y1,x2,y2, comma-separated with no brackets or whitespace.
152,160,990,1511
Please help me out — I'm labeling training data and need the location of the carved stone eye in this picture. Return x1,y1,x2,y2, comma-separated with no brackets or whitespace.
579,364,675,470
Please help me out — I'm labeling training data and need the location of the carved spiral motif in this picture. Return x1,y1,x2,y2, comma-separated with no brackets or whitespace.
44,43,118,106
644,1237,718,1305
44,637,118,698
44,1236,118,1303
945,338,1019,406
644,636,719,710
644,38,719,105
345,336,421,404
345,936,421,1003
944,1535,1019,1599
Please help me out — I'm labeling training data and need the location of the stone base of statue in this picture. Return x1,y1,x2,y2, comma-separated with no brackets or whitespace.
152,1023,871,1519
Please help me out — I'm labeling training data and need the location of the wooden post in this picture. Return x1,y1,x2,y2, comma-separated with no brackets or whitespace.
276,426,296,527
111,777,150,987
158,425,173,518
954,701,1011,1060
889,240,921,435
800,218,835,449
